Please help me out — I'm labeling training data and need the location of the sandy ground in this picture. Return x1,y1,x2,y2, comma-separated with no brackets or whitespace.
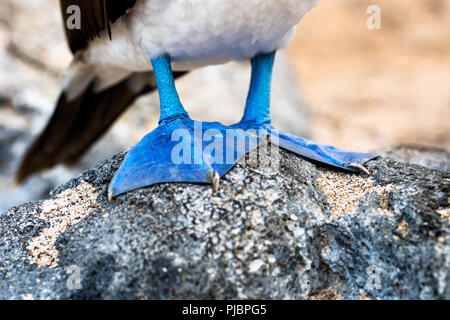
287,0,450,152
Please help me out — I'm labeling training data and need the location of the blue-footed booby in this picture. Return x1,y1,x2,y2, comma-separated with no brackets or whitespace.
16,0,376,198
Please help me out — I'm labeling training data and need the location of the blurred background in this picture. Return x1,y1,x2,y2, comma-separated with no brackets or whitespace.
288,0,450,151
0,0,449,211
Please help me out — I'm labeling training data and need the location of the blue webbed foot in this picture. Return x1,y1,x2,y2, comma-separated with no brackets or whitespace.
108,54,258,198
109,117,262,198
263,124,376,173
110,118,377,198
232,121,377,174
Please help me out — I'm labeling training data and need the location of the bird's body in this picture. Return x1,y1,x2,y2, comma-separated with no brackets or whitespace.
70,0,318,94
17,0,375,195
87,0,317,71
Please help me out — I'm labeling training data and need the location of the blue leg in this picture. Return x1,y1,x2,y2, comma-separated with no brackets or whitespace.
234,51,377,172
109,56,260,198
152,56,188,123
239,52,275,125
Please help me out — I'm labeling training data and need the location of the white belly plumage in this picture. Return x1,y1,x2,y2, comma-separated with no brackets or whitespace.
84,0,318,72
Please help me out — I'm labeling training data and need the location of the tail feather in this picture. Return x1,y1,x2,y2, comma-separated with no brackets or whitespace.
15,70,185,183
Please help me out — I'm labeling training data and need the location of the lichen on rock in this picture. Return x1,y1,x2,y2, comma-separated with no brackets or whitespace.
27,181,98,268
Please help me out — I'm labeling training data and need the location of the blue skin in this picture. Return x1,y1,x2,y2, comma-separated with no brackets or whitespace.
109,52,377,198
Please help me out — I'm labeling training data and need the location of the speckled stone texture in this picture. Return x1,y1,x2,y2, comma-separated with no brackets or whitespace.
0,145,448,300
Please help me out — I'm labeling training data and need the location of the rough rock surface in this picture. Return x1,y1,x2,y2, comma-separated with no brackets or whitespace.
377,144,450,173
0,0,309,211
0,145,448,300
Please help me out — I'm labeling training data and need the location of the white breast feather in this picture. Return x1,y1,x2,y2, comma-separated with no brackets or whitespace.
72,0,318,94
85,0,318,71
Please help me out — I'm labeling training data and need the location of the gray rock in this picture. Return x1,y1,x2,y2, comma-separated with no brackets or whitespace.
377,144,450,173
0,145,448,300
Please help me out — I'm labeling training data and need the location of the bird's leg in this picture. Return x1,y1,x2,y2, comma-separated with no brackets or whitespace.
234,51,377,172
109,56,259,198
151,56,188,123
239,51,275,126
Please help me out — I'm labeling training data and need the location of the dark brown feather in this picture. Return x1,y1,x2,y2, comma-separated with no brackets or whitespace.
60,0,138,54
15,0,190,183
15,71,187,183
